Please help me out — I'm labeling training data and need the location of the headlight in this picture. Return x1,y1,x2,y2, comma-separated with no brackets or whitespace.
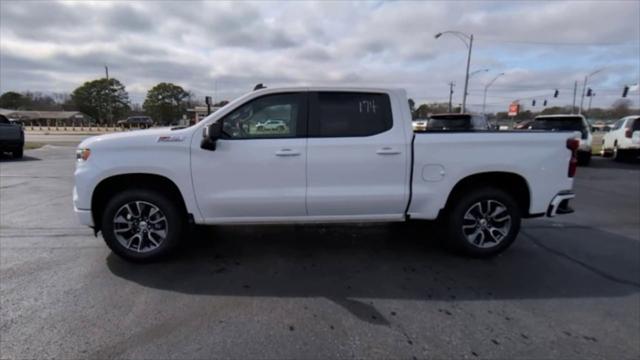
76,148,91,161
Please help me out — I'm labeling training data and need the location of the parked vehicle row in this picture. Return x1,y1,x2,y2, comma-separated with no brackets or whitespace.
74,86,578,262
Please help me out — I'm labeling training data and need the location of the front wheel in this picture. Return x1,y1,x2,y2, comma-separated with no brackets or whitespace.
12,148,23,159
101,189,185,262
444,187,521,257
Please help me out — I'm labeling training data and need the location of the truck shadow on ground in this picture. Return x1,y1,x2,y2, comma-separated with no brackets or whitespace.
106,221,640,324
590,156,640,170
0,154,41,162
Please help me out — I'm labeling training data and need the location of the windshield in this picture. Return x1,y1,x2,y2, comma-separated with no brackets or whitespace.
531,116,587,138
427,115,472,131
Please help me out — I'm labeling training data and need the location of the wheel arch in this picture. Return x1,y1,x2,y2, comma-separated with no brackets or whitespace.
91,173,189,232
443,171,532,217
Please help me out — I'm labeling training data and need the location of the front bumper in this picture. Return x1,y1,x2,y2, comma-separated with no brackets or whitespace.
74,206,94,227
547,191,575,217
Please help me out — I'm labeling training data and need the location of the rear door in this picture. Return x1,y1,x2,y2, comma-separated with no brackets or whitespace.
306,91,409,218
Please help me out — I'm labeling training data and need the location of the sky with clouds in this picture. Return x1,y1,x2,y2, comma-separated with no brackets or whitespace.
1,0,639,112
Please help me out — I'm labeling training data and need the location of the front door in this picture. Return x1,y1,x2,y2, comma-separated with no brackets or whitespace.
191,92,308,221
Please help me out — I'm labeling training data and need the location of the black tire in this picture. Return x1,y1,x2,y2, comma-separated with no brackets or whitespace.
577,151,591,166
444,187,521,257
12,148,23,159
613,144,625,162
101,189,185,262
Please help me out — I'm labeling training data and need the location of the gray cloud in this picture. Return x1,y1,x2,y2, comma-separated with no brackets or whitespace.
1,0,638,110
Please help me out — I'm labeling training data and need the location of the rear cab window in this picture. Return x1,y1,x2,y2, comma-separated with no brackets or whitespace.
309,92,393,137
531,116,588,138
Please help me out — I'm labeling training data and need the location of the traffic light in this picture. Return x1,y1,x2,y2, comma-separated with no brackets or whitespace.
554,89,559,98
622,85,629,98
586,88,593,97
543,99,548,106
532,99,536,106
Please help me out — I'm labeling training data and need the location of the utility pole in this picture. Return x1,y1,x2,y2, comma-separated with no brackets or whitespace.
482,72,505,115
579,68,604,114
579,75,587,114
435,30,473,114
572,80,577,114
448,81,455,112
461,34,474,114
588,91,595,112
105,65,109,79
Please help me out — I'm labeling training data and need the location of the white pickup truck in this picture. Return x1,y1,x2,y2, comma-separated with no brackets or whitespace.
74,87,578,262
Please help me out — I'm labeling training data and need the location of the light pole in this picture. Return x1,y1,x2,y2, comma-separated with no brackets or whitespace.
579,68,604,114
435,30,474,114
483,72,505,115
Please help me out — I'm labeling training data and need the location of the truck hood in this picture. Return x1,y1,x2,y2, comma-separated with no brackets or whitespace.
78,127,192,149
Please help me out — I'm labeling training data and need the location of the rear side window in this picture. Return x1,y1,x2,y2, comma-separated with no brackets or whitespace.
309,92,393,137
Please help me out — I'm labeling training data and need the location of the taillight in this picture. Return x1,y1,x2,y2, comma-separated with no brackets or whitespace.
625,128,632,138
566,138,579,177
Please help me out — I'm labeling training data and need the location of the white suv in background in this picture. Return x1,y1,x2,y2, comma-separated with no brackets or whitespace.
530,114,593,166
601,115,640,161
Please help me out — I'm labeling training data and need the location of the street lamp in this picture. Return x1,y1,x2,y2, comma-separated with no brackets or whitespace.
435,30,474,113
579,68,604,114
482,72,505,115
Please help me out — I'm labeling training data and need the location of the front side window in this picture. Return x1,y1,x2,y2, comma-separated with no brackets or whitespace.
309,92,393,137
221,93,303,139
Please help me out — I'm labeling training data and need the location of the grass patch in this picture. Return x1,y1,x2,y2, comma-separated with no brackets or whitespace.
24,142,46,150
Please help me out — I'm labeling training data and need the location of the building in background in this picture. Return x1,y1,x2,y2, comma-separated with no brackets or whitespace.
0,108,93,126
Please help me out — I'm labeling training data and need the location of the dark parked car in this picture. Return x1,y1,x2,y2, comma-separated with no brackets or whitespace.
117,116,153,129
0,114,24,158
425,113,489,131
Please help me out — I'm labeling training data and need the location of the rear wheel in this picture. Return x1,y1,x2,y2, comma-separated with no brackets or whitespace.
101,189,185,262
444,187,521,257
613,144,625,162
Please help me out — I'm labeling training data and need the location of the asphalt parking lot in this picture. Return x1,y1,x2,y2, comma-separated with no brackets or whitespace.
1,145,639,359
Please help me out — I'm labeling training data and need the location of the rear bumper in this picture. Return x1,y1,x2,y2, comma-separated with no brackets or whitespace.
547,191,575,217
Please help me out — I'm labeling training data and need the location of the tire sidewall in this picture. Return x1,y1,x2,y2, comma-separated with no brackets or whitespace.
446,187,521,257
101,189,184,262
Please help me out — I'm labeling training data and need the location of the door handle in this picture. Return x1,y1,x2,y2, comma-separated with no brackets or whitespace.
376,147,401,155
275,148,301,157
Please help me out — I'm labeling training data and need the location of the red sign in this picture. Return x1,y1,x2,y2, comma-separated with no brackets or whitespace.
508,103,519,117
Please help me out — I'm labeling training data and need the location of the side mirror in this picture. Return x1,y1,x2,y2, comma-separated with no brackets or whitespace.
201,121,222,151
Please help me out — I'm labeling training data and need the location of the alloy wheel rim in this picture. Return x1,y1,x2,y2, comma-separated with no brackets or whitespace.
112,201,168,253
462,200,512,248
